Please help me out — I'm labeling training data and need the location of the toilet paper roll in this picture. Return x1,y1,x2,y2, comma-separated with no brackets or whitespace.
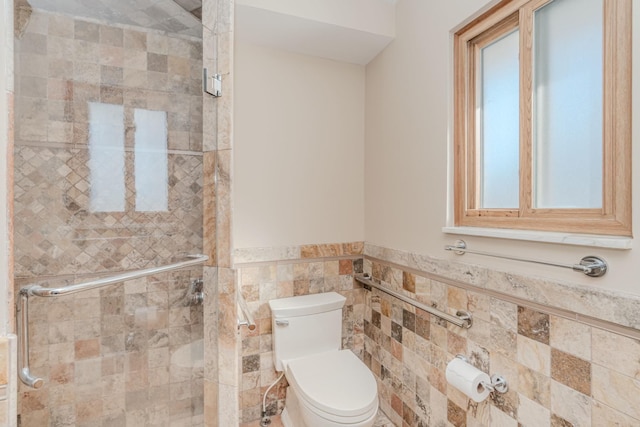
445,357,491,403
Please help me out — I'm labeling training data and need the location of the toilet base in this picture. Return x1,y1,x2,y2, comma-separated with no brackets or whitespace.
281,385,378,427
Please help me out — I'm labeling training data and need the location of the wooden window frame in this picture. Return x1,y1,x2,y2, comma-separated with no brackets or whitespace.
453,0,632,236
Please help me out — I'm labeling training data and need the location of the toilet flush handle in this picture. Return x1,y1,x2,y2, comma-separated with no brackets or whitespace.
275,319,290,326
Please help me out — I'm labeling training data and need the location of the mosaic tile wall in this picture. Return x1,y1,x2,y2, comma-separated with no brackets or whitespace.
362,254,640,427
236,242,366,424
13,9,205,427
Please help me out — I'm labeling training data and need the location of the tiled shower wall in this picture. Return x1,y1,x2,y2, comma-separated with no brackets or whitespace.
13,9,205,426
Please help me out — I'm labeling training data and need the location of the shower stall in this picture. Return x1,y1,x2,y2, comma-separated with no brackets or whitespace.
11,0,235,425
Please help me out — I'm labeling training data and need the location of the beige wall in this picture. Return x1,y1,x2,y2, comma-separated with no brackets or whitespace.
236,0,396,36
233,40,365,249
365,0,640,295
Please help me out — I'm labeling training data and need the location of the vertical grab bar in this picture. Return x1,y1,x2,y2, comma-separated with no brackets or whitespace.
237,293,256,331
17,290,43,389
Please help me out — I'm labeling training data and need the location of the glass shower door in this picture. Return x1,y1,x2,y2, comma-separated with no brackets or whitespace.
13,1,206,425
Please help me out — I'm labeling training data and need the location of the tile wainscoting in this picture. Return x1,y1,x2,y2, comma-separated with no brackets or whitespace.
235,242,365,423
235,242,640,426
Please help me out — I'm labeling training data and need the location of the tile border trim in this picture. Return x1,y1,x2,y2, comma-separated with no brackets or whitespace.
364,251,640,340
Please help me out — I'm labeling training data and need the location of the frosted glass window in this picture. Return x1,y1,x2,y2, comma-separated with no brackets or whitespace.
88,102,125,212
479,29,520,209
134,109,168,212
533,0,603,208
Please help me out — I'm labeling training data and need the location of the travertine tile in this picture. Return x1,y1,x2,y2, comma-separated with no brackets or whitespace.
490,405,518,427
550,380,592,426
550,315,591,361
517,335,550,376
592,400,640,426
517,394,550,427
517,363,550,408
592,364,640,420
591,328,640,378
550,348,590,395
517,306,550,345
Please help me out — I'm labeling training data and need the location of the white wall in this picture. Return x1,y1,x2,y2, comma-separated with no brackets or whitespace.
236,0,396,36
233,41,365,249
365,0,640,295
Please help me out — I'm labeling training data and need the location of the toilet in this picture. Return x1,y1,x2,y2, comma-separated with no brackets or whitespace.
269,292,379,427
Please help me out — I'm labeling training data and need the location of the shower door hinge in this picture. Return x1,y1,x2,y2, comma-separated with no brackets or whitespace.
203,68,222,97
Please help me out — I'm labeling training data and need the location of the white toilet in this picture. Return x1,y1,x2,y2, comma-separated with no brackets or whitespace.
269,292,379,427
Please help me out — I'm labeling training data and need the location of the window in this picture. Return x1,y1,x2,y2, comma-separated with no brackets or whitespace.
453,0,631,236
88,102,169,213
89,102,126,212
134,108,169,212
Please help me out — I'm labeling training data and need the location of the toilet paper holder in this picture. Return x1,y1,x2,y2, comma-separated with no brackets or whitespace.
455,355,508,394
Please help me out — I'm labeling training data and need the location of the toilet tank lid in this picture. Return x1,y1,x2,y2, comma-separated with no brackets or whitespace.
269,292,346,317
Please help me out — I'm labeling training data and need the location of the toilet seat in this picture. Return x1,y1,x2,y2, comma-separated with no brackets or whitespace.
285,350,378,423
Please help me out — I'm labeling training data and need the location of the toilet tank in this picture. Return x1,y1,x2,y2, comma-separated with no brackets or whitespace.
269,292,346,371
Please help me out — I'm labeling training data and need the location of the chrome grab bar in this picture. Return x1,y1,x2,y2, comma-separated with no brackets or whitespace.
237,292,256,331
17,254,209,388
23,254,209,297
444,240,607,278
355,274,473,329
17,291,43,389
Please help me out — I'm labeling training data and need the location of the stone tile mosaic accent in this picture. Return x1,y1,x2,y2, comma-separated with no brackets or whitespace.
13,146,203,277
362,253,640,427
13,9,205,427
15,146,202,277
237,249,365,424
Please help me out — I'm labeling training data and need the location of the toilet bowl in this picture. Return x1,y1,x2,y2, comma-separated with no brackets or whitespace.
283,350,378,427
269,292,379,427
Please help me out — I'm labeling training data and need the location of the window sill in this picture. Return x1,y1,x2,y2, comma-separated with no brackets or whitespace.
442,226,632,250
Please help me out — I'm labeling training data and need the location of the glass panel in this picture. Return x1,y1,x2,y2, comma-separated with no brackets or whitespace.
89,102,126,212
134,109,169,212
14,3,205,425
479,29,520,209
533,0,603,208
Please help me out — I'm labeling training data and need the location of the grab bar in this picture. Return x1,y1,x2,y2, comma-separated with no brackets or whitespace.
17,291,42,389
237,293,256,331
445,240,607,278
355,274,472,329
22,254,209,297
17,254,209,388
